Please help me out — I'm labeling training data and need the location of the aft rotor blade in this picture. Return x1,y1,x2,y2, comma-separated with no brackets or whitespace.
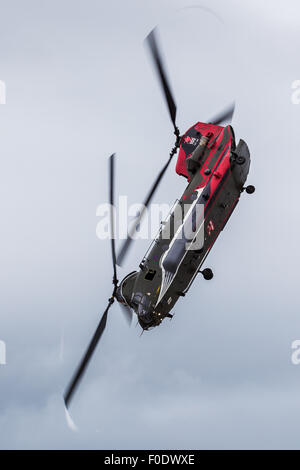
146,28,177,131
64,300,113,408
117,155,173,266
109,154,118,285
209,102,235,126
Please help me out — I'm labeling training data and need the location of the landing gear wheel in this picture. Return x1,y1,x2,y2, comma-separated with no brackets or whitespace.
245,185,255,194
200,268,213,280
236,156,246,165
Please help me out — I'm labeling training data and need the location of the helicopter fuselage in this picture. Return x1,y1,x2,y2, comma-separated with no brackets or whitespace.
118,122,251,330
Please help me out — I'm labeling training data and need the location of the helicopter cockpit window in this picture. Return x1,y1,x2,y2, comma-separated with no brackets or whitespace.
131,292,153,326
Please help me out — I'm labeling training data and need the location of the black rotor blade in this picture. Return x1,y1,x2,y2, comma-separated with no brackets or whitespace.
64,300,112,408
209,102,235,126
109,154,118,285
117,155,173,266
146,28,177,130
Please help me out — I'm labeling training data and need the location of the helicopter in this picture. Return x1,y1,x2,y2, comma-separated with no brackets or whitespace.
64,28,255,408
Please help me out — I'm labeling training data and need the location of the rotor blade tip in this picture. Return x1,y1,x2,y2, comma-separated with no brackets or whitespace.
64,404,79,432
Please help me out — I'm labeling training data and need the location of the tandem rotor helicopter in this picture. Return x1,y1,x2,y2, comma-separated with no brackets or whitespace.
64,28,255,408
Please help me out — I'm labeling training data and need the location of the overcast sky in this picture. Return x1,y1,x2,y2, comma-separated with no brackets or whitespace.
0,0,300,449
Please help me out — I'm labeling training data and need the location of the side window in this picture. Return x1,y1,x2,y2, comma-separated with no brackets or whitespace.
145,269,156,281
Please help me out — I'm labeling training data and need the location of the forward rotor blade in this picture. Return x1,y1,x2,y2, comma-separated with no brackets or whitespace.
109,154,118,285
119,302,133,325
64,300,113,408
146,28,177,130
209,102,235,126
117,155,173,266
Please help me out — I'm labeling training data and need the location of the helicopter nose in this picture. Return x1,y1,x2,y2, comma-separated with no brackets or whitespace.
131,292,157,329
137,310,154,327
